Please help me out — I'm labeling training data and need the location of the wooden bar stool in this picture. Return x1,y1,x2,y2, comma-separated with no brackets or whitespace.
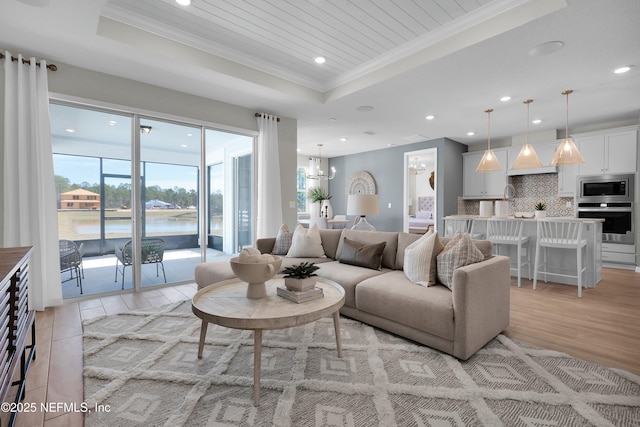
486,218,530,288
534,218,587,298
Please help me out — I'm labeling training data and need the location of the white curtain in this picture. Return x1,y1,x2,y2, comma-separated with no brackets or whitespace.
256,113,282,238
3,51,62,310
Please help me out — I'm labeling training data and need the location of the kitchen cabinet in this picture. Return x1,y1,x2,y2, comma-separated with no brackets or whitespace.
463,149,507,198
575,126,638,176
557,163,579,196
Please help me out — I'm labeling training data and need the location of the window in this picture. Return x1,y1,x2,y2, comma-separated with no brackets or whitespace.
297,167,307,212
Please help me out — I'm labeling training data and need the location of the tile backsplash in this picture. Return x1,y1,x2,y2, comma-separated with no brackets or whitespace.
459,174,575,217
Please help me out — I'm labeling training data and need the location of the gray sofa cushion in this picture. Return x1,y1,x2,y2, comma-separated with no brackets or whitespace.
339,237,386,270
355,270,455,340
315,261,388,308
336,229,399,269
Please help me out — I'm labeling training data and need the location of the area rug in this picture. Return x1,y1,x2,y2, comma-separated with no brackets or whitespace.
83,301,640,426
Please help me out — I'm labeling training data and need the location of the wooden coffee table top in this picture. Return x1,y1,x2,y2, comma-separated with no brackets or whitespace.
192,275,345,330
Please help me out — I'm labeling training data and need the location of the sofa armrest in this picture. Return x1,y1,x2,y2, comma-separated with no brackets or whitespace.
451,255,511,360
256,238,276,254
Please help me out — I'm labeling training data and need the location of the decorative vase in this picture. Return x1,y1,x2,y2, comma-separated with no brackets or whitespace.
534,210,547,219
285,277,316,292
321,199,333,219
229,256,282,299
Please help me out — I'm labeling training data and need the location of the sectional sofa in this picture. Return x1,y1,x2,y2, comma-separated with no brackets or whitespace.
195,228,511,360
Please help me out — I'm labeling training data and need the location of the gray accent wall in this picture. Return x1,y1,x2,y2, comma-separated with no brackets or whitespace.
328,138,467,232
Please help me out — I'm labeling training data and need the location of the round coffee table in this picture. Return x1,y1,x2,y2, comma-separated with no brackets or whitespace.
192,275,345,406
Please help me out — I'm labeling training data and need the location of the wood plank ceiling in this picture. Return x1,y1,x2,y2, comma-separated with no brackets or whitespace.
101,0,491,91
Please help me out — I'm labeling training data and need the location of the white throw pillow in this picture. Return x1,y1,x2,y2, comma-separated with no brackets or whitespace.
403,231,444,286
286,224,326,258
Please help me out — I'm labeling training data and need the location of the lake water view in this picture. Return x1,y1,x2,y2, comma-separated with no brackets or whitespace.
58,209,222,240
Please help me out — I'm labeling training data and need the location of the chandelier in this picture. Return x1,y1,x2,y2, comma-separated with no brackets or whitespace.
306,144,336,180
408,157,426,175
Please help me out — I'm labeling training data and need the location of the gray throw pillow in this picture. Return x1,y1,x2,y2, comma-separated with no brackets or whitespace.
272,224,293,255
339,237,386,270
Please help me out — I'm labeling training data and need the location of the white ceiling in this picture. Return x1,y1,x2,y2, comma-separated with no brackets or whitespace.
2,0,639,158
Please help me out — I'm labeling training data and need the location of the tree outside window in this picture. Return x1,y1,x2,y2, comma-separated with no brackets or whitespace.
296,167,307,212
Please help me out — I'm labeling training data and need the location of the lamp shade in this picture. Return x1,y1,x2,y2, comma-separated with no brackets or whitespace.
512,144,543,169
475,149,502,172
347,194,379,216
550,137,585,166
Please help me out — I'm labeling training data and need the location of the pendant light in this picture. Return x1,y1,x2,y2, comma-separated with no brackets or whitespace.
512,99,543,169
476,108,502,172
550,89,585,166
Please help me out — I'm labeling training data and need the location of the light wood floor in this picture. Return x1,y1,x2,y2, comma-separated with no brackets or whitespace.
8,268,640,426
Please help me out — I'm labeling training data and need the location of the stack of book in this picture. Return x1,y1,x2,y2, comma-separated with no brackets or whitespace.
277,285,324,303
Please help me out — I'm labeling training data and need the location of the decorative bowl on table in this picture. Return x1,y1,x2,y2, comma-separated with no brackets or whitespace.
230,254,282,299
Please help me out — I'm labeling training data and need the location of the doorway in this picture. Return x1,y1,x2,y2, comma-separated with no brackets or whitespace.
404,148,437,234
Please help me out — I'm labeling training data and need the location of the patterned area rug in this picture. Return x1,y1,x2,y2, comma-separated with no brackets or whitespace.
83,301,640,426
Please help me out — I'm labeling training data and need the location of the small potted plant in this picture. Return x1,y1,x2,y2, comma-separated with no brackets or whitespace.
534,201,547,218
283,261,319,291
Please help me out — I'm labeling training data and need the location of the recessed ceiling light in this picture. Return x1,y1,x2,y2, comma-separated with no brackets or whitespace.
500,96,511,102
314,56,326,64
297,148,301,152
356,105,374,112
532,119,542,124
340,138,347,142
187,133,193,137
425,115,435,120
65,128,75,133
109,120,117,126
467,131,475,136
175,0,190,6
529,41,564,56
180,144,187,148
329,118,337,122
614,65,633,74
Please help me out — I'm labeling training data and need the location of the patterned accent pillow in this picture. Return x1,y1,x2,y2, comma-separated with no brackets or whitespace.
286,224,326,258
403,231,444,286
436,232,484,290
272,224,293,255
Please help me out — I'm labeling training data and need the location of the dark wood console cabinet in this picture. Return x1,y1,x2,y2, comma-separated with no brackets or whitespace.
0,247,36,427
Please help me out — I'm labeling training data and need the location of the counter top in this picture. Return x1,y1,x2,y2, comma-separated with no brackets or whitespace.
444,215,604,223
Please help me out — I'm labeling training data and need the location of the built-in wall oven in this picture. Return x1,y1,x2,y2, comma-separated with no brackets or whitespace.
577,174,634,245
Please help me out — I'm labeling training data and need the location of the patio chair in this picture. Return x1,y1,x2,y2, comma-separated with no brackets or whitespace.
59,239,84,294
114,238,167,289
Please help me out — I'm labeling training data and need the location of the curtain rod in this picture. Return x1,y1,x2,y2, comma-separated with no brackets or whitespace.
0,52,57,71
255,112,280,122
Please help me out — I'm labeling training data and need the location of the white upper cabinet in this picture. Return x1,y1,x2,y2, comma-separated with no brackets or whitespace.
575,126,638,176
463,149,508,198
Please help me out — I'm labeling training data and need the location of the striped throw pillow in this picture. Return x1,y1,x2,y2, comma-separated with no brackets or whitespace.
403,231,444,287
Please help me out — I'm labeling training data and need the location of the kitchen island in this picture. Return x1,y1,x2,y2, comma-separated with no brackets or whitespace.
443,216,603,289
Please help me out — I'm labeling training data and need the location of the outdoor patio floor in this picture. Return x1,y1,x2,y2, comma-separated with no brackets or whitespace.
61,248,232,299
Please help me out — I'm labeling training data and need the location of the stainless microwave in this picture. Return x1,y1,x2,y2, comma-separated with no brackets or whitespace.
577,173,635,203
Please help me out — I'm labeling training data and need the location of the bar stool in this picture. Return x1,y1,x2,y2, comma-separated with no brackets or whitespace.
486,218,531,288
533,218,587,298
444,217,482,238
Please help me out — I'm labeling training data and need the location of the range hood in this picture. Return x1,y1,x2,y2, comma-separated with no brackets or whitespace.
507,165,558,176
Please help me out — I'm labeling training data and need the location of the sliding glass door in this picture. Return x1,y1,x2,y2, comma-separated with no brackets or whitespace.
51,102,255,299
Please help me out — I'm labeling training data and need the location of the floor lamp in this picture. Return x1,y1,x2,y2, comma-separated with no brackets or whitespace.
347,194,379,231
